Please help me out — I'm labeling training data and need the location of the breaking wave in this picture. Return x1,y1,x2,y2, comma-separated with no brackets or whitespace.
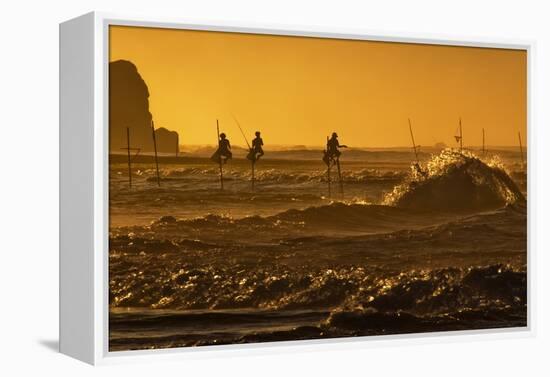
383,149,525,211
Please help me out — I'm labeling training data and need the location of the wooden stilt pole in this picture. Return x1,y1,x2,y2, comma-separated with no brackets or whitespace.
459,117,463,152
482,128,486,156
518,131,525,170
251,161,255,191
408,118,419,164
151,121,161,187
126,127,132,188
217,119,224,190
336,157,344,198
176,133,179,157
327,164,332,199
326,136,331,199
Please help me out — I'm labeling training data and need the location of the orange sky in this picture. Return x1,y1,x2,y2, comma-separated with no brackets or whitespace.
109,25,527,148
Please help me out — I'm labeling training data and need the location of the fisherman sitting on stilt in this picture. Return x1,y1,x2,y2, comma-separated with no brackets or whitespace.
323,132,347,165
211,132,232,164
247,131,264,162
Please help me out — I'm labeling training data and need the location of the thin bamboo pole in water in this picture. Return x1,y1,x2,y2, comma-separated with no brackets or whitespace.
151,121,161,187
518,131,525,169
217,119,224,190
126,127,132,188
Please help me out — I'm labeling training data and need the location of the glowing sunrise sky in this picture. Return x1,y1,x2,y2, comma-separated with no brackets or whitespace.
109,25,527,148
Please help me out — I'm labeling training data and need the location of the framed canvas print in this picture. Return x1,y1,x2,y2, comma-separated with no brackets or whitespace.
60,12,533,365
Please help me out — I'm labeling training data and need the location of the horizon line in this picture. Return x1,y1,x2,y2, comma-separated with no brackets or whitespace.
178,144,527,149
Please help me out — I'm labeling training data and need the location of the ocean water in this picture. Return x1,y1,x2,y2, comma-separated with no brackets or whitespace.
109,148,527,351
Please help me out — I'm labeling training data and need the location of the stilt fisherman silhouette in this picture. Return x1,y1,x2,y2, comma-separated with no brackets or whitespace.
323,132,347,198
247,131,264,162
323,132,347,165
211,132,232,164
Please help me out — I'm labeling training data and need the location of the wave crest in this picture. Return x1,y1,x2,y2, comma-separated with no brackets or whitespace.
383,149,525,210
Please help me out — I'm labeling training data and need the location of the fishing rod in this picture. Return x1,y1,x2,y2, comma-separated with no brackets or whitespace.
231,114,256,191
231,114,251,149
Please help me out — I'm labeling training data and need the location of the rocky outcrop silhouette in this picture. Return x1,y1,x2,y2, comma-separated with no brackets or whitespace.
154,127,180,156
109,60,179,155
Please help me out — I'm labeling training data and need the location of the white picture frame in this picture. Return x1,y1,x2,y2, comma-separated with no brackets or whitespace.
59,11,535,365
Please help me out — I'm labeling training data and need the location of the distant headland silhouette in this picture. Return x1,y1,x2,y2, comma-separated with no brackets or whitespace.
109,60,179,154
